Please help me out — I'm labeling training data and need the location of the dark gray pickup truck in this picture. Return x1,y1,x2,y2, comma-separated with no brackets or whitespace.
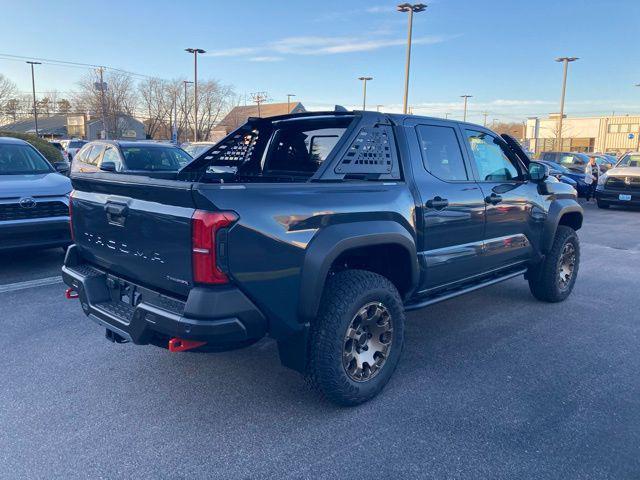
62,111,583,405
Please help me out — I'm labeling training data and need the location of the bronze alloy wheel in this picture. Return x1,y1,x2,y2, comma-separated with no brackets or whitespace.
557,242,576,290
342,302,393,382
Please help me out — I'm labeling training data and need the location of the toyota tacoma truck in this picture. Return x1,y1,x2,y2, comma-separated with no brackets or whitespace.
62,111,583,405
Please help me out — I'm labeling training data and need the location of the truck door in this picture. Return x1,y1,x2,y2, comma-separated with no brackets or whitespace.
460,128,543,271
403,119,487,292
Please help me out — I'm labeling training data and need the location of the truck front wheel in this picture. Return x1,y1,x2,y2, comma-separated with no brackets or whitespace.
528,225,580,302
306,270,405,406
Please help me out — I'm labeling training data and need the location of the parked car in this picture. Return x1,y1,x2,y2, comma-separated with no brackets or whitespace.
0,137,72,251
70,140,192,174
596,152,640,209
60,139,87,161
62,111,583,405
539,160,587,196
48,141,70,162
538,151,591,174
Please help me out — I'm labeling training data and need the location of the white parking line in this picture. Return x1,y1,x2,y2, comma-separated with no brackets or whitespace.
0,276,63,294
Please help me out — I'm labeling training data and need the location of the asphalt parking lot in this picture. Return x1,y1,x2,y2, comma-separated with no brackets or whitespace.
1,200,639,480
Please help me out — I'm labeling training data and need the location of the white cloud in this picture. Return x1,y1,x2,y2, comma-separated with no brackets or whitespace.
206,34,458,59
248,56,284,62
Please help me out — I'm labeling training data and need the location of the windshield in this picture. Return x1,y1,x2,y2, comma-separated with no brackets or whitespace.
183,144,215,158
121,146,193,171
617,154,640,168
0,144,53,175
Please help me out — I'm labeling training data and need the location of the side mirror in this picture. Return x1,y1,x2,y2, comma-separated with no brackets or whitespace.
54,162,69,174
100,161,116,172
528,161,549,183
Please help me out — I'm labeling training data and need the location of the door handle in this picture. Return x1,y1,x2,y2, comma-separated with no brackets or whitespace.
425,196,449,210
105,203,128,216
485,193,503,205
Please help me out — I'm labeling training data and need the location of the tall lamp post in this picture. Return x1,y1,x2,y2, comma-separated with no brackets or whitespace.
26,61,41,136
185,48,206,141
358,76,373,110
460,94,472,122
182,80,193,143
287,93,296,112
397,3,427,114
555,56,578,151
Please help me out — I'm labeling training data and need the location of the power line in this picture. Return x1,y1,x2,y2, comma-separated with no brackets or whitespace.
0,53,162,80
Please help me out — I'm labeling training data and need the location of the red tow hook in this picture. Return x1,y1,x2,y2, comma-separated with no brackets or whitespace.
65,288,79,299
168,338,207,352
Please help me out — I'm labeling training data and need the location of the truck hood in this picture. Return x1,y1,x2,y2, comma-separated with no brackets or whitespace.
0,172,72,199
606,167,640,177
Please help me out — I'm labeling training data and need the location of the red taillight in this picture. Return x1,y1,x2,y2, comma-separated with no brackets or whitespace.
68,190,75,241
191,210,238,284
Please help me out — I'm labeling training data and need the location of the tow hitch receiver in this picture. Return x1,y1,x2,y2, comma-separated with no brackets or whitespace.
168,338,207,352
65,288,79,299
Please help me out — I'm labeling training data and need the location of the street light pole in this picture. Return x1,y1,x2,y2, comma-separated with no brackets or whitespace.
182,80,193,143
26,61,41,136
185,48,206,142
555,56,578,151
460,95,472,122
397,3,427,114
358,76,373,110
287,93,296,112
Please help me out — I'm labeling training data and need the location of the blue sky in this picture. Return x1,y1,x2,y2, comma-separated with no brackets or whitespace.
0,0,638,124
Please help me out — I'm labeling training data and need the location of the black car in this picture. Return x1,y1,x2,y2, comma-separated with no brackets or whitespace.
539,160,587,196
62,111,583,405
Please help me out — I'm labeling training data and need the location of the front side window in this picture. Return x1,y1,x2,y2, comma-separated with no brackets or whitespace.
0,144,53,175
101,147,123,171
465,130,521,182
86,145,104,165
416,125,468,181
121,146,192,171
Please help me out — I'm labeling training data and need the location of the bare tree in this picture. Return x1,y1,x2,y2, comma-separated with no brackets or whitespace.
0,74,17,108
57,99,72,115
194,80,235,141
4,98,20,122
138,77,176,139
73,70,137,138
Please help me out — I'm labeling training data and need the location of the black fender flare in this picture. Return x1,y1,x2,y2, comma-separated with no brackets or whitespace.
541,199,583,253
297,221,418,322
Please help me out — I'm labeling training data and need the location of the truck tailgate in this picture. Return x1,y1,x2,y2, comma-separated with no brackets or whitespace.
71,175,197,297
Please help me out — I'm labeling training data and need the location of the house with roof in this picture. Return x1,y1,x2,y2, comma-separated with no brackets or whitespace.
0,114,145,140
211,102,305,140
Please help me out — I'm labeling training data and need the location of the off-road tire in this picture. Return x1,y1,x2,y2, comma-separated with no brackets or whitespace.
306,270,405,406
596,199,610,209
528,225,580,302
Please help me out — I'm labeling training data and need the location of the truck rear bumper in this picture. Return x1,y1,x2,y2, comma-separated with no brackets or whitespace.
62,245,267,346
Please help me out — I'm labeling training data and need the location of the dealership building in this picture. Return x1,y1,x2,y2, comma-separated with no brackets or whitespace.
524,114,640,155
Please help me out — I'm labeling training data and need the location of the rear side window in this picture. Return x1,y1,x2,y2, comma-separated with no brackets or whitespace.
416,125,468,181
86,145,104,165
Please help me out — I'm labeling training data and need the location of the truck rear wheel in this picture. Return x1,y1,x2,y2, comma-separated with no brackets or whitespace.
528,225,580,302
306,270,405,406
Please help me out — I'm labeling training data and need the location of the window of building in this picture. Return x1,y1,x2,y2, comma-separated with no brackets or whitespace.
415,125,468,181
619,124,630,133
608,124,620,133
465,130,522,182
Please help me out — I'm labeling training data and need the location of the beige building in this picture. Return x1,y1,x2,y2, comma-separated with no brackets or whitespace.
525,114,640,155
